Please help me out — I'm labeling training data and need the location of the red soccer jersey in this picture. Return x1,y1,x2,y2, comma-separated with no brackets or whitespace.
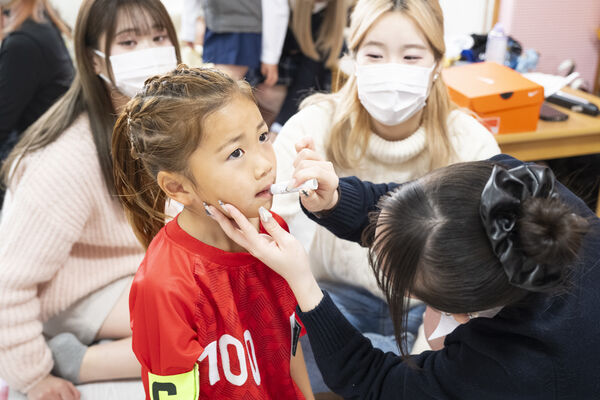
130,213,306,400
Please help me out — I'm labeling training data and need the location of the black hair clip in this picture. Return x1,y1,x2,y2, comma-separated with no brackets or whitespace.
480,163,559,291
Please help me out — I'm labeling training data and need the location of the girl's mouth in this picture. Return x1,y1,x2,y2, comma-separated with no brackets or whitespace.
255,189,273,198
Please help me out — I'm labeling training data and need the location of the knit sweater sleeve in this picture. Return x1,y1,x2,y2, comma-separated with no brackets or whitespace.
298,292,550,400
0,117,97,392
301,176,400,244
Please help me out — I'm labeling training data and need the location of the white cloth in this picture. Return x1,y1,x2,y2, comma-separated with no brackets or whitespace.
260,0,290,64
180,0,204,43
272,98,501,298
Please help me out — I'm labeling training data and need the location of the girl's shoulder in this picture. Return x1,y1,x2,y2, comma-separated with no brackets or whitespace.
446,109,489,133
291,95,337,125
277,95,338,144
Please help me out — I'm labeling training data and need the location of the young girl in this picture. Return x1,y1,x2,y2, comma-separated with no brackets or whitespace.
271,0,501,388
112,65,313,400
0,0,180,398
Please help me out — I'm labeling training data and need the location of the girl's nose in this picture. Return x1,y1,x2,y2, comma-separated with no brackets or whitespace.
254,155,273,180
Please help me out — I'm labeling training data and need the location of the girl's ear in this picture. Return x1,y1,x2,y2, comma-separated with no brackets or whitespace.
157,171,195,206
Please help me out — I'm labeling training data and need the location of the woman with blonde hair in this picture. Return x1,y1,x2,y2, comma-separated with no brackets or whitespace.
272,0,500,391
0,0,181,398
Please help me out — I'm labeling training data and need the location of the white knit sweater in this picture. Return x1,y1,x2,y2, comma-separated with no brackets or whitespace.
272,98,501,298
0,114,144,392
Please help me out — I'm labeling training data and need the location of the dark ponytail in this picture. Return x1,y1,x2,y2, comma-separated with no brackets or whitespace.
519,196,589,270
366,161,590,358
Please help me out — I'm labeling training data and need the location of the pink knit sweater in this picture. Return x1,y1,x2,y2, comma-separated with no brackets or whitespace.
0,114,144,392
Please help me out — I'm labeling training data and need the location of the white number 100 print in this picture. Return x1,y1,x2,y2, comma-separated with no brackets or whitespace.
197,330,261,386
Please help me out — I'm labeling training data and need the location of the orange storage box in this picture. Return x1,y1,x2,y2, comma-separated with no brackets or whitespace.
442,62,544,134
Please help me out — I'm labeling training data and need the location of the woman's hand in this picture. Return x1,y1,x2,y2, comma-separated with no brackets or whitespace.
261,63,279,87
207,203,324,312
292,137,340,214
27,375,80,400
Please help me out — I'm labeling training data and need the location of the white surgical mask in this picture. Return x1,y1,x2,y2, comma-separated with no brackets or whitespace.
428,307,503,341
94,46,177,98
356,63,436,126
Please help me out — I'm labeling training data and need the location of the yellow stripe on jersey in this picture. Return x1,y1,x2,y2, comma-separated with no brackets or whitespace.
148,363,199,400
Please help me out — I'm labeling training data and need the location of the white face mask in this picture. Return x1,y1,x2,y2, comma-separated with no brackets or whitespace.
356,63,437,126
94,46,177,98
428,306,503,341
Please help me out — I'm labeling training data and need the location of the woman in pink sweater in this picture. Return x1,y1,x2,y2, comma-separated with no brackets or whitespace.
0,0,181,398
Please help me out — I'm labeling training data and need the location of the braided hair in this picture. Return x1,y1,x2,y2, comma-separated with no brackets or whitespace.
112,65,255,248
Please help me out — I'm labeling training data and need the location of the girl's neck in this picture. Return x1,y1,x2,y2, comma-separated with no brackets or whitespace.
369,109,423,142
177,206,259,253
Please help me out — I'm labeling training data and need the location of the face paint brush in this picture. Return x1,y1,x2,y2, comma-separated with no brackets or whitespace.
270,178,318,195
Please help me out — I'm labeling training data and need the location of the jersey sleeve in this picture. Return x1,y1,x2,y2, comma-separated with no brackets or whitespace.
129,266,204,400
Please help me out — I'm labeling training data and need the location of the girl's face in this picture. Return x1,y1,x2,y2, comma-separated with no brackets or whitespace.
356,11,436,69
187,95,276,218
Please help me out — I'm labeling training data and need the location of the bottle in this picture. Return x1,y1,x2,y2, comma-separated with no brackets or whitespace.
485,23,508,65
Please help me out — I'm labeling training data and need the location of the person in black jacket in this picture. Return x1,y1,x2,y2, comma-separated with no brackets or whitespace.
208,145,600,399
0,0,73,206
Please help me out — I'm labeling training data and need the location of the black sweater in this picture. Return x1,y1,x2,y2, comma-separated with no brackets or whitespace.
0,18,73,151
298,154,600,399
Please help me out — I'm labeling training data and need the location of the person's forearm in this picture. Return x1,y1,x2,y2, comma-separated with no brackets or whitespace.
290,342,314,400
297,292,405,399
302,177,400,244
290,275,324,313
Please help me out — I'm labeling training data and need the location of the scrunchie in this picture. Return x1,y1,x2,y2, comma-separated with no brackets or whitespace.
480,163,559,290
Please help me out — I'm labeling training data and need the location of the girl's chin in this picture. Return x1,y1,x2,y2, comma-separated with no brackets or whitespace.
232,199,273,220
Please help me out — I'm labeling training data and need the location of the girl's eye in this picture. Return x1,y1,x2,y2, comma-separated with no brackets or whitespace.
154,35,168,43
259,131,271,143
404,55,422,61
228,148,245,160
367,54,382,59
118,40,136,47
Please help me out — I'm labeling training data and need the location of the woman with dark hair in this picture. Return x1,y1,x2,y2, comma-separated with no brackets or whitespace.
208,144,600,399
0,0,181,398
0,0,74,206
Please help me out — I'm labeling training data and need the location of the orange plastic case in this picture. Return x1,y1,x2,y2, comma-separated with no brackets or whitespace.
442,62,544,134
